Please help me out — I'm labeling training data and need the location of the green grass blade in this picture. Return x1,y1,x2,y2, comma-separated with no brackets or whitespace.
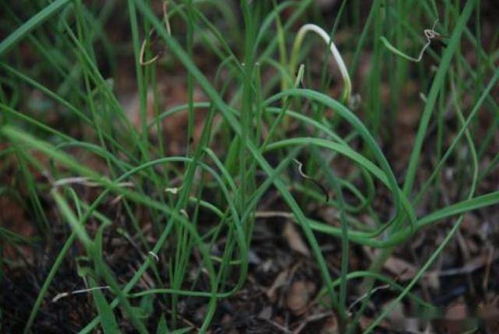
0,0,71,57
402,0,477,196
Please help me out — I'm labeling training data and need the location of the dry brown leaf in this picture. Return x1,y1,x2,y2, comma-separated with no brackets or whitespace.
266,270,289,302
383,256,417,280
283,222,310,257
434,299,475,333
257,306,273,320
382,299,405,330
286,280,316,316
478,294,499,332
445,302,468,320
319,314,339,334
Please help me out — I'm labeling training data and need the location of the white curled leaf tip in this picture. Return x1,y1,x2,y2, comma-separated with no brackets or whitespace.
165,187,180,194
292,24,352,103
148,251,159,262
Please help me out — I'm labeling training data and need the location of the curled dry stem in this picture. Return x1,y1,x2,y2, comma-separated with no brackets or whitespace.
294,158,330,203
290,24,352,104
139,0,172,66
380,19,441,62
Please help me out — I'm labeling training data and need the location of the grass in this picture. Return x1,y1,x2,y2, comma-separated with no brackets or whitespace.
1,0,498,333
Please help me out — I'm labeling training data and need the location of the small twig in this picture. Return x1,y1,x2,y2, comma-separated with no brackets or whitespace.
110,195,124,205
293,311,334,334
164,308,199,331
347,283,391,315
428,251,499,277
53,177,133,205
293,159,330,203
483,246,494,291
52,176,99,187
263,318,293,334
52,177,134,188
52,286,110,302
255,211,295,219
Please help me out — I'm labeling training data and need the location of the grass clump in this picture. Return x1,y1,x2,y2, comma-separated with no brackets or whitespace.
1,0,498,333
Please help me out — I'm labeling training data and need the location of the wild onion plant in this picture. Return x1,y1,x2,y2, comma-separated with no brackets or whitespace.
1,0,497,333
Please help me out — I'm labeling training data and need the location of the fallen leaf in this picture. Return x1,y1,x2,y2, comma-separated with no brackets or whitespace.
478,295,499,332
320,314,339,334
445,302,468,320
383,256,417,280
434,299,476,334
258,306,273,320
283,222,310,257
266,270,289,302
286,280,316,316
